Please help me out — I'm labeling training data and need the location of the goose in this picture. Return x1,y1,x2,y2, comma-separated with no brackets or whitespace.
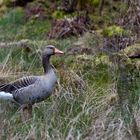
0,45,64,121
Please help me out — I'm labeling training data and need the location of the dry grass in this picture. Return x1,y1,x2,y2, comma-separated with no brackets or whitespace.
0,37,139,140
0,2,140,139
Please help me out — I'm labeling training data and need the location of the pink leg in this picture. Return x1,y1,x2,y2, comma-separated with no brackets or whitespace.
20,104,32,122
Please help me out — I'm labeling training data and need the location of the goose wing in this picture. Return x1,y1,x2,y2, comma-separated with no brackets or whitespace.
0,76,39,93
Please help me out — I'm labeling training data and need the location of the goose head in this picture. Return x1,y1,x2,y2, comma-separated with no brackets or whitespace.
42,45,64,56
42,45,64,73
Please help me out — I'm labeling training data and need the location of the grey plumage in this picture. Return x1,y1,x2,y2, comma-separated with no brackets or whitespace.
0,45,63,106
13,69,57,104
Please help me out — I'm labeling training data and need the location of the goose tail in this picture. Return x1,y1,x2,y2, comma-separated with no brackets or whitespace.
0,91,14,101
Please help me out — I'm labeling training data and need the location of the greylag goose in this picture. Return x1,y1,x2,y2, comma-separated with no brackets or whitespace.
0,45,64,121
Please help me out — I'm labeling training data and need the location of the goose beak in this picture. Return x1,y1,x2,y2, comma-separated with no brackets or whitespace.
54,48,64,55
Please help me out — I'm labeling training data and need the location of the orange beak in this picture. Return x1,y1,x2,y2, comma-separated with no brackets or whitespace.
54,48,64,55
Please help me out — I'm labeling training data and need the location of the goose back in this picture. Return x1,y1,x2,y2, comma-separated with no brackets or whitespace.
13,68,57,105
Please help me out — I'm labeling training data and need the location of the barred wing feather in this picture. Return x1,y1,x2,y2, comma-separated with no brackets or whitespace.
0,76,39,93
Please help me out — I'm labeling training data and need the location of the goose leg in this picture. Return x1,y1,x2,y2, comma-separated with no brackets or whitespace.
20,104,32,122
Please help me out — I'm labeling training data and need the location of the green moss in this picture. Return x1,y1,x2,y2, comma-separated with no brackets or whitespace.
52,10,64,19
91,0,100,7
102,25,130,37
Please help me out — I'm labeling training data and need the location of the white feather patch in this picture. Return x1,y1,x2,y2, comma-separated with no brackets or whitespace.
0,91,14,101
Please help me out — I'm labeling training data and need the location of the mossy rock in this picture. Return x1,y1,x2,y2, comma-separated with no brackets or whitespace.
124,44,140,69
116,44,140,70
123,44,140,58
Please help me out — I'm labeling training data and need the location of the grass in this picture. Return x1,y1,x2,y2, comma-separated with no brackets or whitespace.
0,7,51,41
0,39,115,139
0,6,140,140
0,38,139,139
